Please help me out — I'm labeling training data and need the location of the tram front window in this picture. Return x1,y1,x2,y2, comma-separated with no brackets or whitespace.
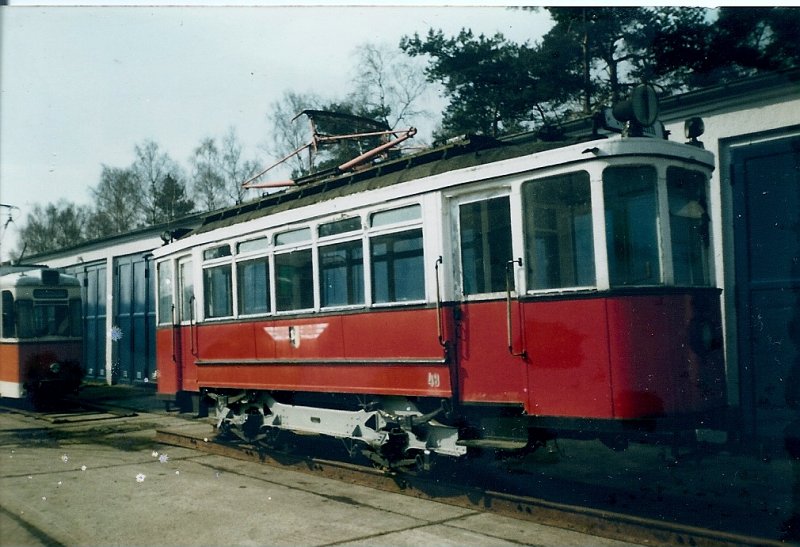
604,166,660,286
668,167,711,286
15,300,77,338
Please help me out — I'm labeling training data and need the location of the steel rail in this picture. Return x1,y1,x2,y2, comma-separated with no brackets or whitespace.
154,428,785,547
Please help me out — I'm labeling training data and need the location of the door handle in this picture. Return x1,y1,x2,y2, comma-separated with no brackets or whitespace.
506,258,526,358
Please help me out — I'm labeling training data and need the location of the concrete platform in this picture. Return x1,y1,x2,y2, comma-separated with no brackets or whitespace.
0,400,639,547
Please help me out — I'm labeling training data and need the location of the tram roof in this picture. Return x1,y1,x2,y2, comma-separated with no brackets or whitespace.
195,135,580,235
0,268,80,288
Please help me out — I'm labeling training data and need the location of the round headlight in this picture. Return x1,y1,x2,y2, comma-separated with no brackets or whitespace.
49,362,61,374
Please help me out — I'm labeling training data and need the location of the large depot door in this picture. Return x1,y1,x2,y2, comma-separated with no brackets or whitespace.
732,135,800,440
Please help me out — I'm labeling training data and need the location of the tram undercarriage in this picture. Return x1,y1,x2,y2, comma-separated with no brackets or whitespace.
208,390,467,471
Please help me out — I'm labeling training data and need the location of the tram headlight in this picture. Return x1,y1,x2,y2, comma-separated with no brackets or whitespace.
49,362,61,374
685,117,705,147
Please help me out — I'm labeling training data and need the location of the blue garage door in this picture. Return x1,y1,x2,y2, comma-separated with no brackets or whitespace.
65,262,107,380
114,254,155,385
732,135,800,440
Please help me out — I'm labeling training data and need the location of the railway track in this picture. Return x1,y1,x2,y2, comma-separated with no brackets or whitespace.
154,428,785,547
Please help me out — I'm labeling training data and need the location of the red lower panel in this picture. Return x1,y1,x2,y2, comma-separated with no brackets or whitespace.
606,292,726,419
523,299,613,418
155,291,726,424
1,341,82,398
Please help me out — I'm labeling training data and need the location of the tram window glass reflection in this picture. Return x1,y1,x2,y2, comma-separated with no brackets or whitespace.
19,302,71,337
668,167,711,286
320,240,364,307
178,260,194,323
459,196,513,295
371,229,424,303
319,217,361,238
275,227,311,246
157,261,173,325
524,172,595,290
69,298,82,337
204,265,233,318
237,237,268,254
238,257,271,315
370,204,421,227
203,244,231,260
275,249,313,311
2,291,14,337
604,166,660,286
16,300,33,338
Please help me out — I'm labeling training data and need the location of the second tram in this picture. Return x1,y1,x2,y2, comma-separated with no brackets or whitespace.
0,267,84,405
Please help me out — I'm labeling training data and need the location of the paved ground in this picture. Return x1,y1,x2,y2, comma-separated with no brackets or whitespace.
75,383,799,540
0,393,640,547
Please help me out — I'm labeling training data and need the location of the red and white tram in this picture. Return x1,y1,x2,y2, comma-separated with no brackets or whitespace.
153,107,726,468
1,267,84,405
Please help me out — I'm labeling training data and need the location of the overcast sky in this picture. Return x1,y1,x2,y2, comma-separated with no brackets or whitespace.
0,2,559,261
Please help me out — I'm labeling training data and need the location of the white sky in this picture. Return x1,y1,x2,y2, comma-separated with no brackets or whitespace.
0,3,558,260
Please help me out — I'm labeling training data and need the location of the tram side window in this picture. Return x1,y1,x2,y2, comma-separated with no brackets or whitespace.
524,172,595,290
204,265,233,318
459,196,513,295
157,261,173,324
604,166,660,286
238,257,271,315
371,229,424,303
1,291,14,337
275,250,314,311
668,167,711,286
320,240,364,307
69,298,82,337
179,260,194,323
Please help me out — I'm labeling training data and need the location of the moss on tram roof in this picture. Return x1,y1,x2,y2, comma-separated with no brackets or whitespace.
195,136,578,234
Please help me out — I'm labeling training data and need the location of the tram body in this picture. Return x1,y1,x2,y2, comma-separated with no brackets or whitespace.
154,132,726,465
0,268,84,402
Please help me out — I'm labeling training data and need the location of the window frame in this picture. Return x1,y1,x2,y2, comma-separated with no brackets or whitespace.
273,228,315,314
235,236,273,318
366,202,426,307
522,170,597,294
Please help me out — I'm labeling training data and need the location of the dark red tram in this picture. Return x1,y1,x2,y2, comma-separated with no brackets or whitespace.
154,107,726,468
1,267,84,406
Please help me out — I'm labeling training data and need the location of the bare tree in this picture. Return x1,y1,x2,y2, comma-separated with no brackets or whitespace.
15,200,91,255
349,42,430,130
219,128,260,205
131,140,184,225
91,165,144,234
264,90,324,180
191,138,227,212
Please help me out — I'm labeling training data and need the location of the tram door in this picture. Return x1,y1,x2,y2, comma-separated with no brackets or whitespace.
449,193,529,406
176,257,198,393
732,135,800,440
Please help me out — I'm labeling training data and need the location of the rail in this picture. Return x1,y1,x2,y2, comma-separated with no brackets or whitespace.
155,428,785,547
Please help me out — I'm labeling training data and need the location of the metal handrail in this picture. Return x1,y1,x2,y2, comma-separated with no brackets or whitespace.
506,258,526,358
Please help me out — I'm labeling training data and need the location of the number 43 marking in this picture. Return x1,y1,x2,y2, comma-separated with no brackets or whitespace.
427,372,441,388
